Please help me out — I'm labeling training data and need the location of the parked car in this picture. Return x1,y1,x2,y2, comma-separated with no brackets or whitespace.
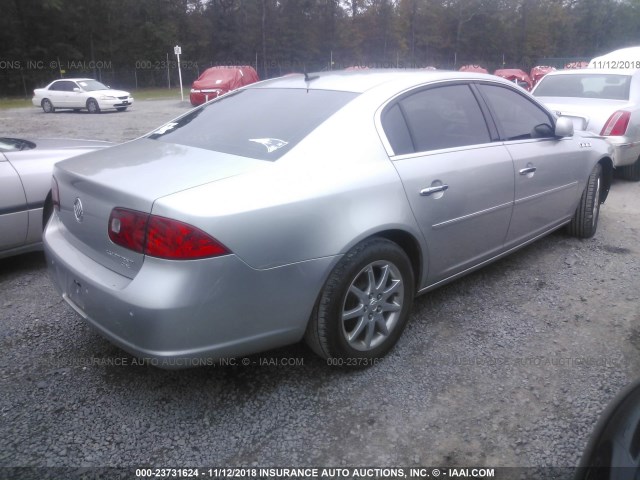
589,46,640,69
32,78,134,113
44,70,613,368
189,66,259,106
530,66,556,87
459,64,488,73
494,68,533,91
532,68,640,180
1,137,113,259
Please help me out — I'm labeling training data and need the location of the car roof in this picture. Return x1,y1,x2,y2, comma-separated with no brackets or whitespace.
543,68,638,77
249,69,516,93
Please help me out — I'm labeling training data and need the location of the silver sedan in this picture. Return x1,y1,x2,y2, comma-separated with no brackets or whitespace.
532,68,640,180
1,137,113,259
44,70,614,367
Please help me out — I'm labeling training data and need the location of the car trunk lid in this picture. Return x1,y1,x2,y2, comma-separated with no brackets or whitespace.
53,138,265,278
538,97,631,134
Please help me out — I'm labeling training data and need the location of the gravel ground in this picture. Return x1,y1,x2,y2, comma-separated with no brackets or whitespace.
0,101,639,479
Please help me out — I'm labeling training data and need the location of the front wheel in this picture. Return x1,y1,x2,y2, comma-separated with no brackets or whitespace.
567,163,602,238
86,98,100,113
305,238,415,362
41,99,54,113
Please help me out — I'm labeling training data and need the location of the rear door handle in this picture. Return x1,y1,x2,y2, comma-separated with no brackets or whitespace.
519,167,537,175
420,184,449,196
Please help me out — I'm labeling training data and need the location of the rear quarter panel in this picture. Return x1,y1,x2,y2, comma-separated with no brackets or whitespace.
151,94,425,273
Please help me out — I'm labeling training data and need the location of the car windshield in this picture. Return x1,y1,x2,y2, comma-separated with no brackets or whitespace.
148,88,358,161
533,74,631,100
77,79,109,91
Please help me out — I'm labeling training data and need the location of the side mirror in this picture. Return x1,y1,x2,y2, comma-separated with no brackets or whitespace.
555,116,574,138
73,87,81,93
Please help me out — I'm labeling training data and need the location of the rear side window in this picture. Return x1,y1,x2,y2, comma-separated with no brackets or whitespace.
149,88,358,161
382,84,490,155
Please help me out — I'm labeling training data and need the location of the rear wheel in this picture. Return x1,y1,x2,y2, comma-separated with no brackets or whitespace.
87,98,100,113
618,156,640,181
567,163,602,238
41,99,54,113
305,238,414,363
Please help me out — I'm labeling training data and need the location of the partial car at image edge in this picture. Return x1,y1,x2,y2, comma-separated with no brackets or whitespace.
1,137,114,259
43,70,614,368
532,68,640,181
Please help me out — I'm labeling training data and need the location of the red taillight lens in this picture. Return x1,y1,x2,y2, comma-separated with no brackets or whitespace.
108,208,230,260
51,176,60,211
600,111,631,136
108,208,148,254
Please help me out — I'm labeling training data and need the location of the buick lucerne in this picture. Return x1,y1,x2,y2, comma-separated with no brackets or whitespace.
44,70,614,367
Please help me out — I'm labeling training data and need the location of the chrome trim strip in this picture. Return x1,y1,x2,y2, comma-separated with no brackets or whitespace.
514,181,578,206
432,201,513,230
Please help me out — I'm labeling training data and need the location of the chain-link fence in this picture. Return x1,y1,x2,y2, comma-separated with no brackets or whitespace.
0,54,592,98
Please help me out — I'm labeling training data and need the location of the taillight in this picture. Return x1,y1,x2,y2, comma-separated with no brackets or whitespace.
108,208,230,260
600,111,631,136
108,208,147,254
51,176,60,211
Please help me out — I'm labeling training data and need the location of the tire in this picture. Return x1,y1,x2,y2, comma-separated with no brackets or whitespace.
305,238,415,362
567,163,602,238
41,99,54,113
116,107,127,112
618,157,640,181
86,98,100,113
42,194,53,230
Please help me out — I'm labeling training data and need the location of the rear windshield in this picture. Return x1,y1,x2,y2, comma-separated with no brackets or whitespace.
148,88,358,161
533,74,631,100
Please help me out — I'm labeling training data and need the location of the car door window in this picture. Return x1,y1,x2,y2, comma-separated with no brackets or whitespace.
478,84,554,140
382,84,490,155
49,81,64,91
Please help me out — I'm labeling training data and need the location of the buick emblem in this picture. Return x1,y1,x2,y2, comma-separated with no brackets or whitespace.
73,197,84,223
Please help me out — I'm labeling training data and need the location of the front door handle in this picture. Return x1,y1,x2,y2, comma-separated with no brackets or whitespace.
519,167,537,175
420,184,449,196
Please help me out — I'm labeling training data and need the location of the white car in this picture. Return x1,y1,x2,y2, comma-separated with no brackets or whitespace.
532,68,640,180
32,78,134,114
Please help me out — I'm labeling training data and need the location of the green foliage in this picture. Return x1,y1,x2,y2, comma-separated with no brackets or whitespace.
2,0,640,95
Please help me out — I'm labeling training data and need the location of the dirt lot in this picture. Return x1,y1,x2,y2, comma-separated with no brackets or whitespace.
1,100,639,478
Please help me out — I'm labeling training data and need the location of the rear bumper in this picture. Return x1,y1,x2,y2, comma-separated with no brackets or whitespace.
607,138,640,167
44,214,336,368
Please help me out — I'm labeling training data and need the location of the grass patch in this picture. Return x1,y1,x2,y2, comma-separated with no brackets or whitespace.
0,87,190,109
0,98,32,110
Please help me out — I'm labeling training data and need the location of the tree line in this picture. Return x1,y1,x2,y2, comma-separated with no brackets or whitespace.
1,0,639,96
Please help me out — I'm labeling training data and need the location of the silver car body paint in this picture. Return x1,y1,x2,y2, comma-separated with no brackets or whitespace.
0,138,113,259
44,70,614,366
